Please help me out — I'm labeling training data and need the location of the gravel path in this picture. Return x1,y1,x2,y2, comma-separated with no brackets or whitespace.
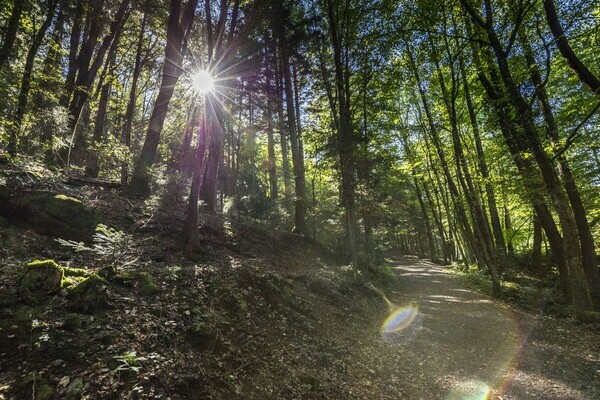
361,256,600,400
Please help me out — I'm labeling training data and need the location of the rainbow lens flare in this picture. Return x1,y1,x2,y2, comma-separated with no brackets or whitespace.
446,380,491,400
380,305,423,344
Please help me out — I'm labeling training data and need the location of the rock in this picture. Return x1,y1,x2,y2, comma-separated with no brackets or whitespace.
18,260,64,304
137,272,160,296
68,274,111,314
65,377,84,399
6,191,98,241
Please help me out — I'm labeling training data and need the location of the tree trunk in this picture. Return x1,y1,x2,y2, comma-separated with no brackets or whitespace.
532,211,543,264
129,0,198,195
520,29,600,300
325,0,358,262
408,42,501,297
0,0,26,70
60,0,84,107
185,107,207,253
275,50,293,215
8,0,57,156
459,53,506,256
543,0,600,95
67,0,131,166
462,3,592,312
199,97,223,211
414,178,436,262
120,9,147,184
265,60,278,200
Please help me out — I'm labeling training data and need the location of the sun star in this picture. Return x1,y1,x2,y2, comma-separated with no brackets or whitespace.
191,70,214,93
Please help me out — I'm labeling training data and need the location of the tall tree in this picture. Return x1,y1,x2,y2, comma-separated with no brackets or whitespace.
129,0,199,195
543,0,600,95
0,0,27,70
8,0,59,155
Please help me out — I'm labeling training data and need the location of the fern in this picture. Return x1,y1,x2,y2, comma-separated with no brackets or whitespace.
57,224,133,268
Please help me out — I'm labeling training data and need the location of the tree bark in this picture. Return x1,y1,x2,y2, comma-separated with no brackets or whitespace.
8,0,58,155
462,2,592,312
520,29,600,300
129,0,198,195
185,106,207,253
543,0,600,95
120,9,148,184
265,47,278,200
0,0,26,70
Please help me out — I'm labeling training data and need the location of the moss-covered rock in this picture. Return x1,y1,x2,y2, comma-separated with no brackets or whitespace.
18,260,64,304
62,266,90,288
137,272,160,296
68,274,111,314
7,191,98,241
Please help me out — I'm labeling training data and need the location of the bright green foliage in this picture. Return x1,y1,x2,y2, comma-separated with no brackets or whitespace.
57,223,132,269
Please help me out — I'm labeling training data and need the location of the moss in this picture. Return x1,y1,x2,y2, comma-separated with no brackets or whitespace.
300,374,320,390
15,305,34,322
36,384,53,400
68,274,111,314
63,267,89,277
19,260,64,304
53,194,81,203
61,266,90,288
137,272,160,296
12,191,98,241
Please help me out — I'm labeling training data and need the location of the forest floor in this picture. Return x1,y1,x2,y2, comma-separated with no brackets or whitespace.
377,256,600,400
0,166,599,399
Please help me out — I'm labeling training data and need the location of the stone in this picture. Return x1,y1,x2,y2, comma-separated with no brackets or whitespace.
68,274,111,314
5,191,98,241
137,272,160,296
18,260,64,304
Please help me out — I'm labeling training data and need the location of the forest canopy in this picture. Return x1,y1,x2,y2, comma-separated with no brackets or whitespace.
1,0,600,317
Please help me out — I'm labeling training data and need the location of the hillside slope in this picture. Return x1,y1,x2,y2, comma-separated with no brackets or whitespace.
1,167,598,400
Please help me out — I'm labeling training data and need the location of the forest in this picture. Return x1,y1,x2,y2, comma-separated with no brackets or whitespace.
0,0,599,399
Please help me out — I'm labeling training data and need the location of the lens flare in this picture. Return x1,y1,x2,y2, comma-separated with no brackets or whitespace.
446,380,490,400
380,305,423,344
191,70,214,93
381,305,418,333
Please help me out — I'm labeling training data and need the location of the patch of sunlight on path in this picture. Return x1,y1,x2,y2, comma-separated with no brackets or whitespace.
373,258,524,400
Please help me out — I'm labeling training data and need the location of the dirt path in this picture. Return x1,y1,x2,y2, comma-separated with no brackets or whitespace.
356,256,599,400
